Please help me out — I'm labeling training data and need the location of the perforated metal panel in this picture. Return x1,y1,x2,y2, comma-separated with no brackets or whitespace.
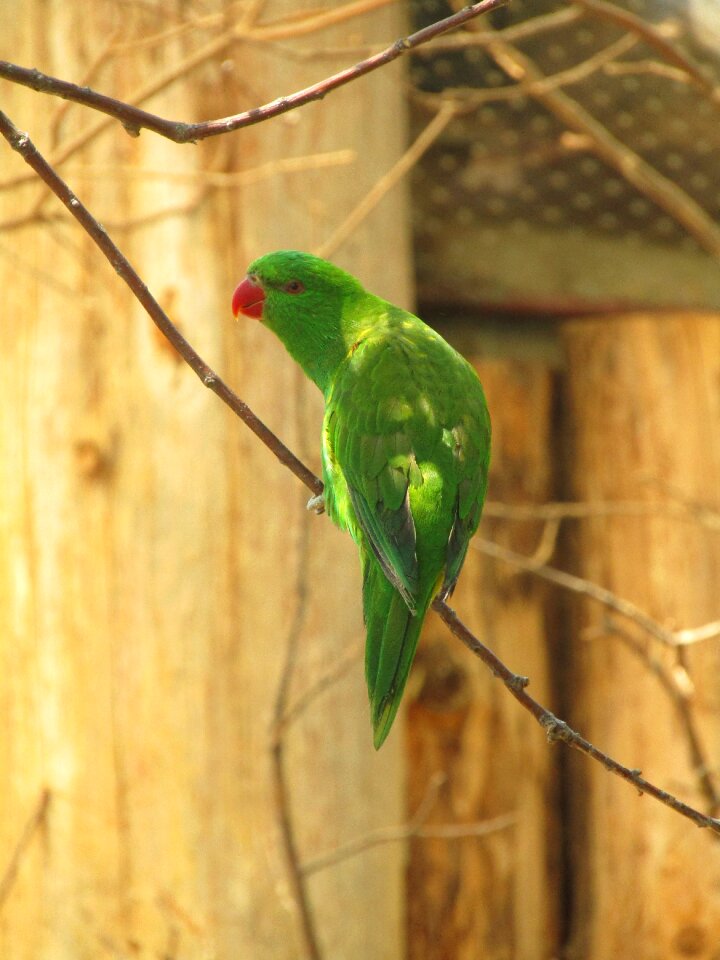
410,0,720,312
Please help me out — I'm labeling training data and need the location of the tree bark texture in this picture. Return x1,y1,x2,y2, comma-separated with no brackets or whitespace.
0,2,410,958
562,314,720,960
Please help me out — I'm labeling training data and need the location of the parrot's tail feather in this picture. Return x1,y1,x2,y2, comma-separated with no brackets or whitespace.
363,558,430,750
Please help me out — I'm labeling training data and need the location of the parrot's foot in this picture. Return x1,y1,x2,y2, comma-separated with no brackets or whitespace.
306,493,325,515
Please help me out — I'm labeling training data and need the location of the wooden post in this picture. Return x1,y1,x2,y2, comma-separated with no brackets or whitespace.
406,341,561,960
0,3,409,957
562,314,720,958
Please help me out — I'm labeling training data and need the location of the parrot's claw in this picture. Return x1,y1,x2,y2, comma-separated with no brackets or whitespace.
307,493,326,515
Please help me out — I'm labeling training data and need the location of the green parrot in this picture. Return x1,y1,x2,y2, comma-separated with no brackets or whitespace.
232,251,491,748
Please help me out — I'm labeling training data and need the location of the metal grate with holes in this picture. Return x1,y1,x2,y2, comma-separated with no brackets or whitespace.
410,0,720,313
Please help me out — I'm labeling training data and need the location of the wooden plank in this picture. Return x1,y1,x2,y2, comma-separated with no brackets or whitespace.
0,2,410,958
561,314,720,958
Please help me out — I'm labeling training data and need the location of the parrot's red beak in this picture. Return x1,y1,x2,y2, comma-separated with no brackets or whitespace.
232,276,265,319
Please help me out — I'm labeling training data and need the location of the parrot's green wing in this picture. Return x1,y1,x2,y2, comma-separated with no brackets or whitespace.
439,410,489,598
325,316,489,590
348,481,419,612
322,309,490,746
323,323,435,610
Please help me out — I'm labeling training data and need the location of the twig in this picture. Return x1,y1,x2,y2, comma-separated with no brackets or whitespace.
237,0,268,31
111,0,246,53
475,534,720,648
302,770,515,876
301,772,445,875
1,7,351,194
0,110,322,497
472,536,678,648
303,813,516,873
572,0,720,102
432,599,720,834
482,498,720,528
645,478,720,532
278,641,363,734
269,505,322,960
420,33,638,106
602,59,699,85
273,6,584,61
2,150,355,233
414,815,516,839
0,0,509,145
315,100,458,259
674,620,720,646
0,30,233,193
529,517,561,566
484,39,720,260
59,150,356,187
246,0,395,42
0,208,65,234
104,185,211,232
0,789,52,912
412,6,584,52
49,32,120,146
605,618,720,814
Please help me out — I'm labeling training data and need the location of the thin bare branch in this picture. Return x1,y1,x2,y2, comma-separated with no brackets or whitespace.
0,28,237,193
269,510,322,960
413,6,584,53
473,536,678,648
484,39,720,260
278,641,363,734
645,478,720,532
0,0,509,145
0,149,354,232
246,0,395,42
49,32,120,146
0,208,65,233
674,620,720,646
424,32,638,106
61,150,356,187
483,498,720,529
272,5,585,62
238,0,269,31
111,0,245,53
302,809,515,875
1,5,354,194
301,770,516,876
606,618,720,814
529,518,561,566
0,789,51,912
316,100,458,259
572,0,720,102
603,59,699,85
0,110,323,497
432,599,720,834
302,772,444,875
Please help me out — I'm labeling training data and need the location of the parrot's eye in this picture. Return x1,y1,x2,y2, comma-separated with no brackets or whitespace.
283,280,305,294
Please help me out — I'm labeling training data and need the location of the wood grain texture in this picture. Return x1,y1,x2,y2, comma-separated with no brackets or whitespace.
0,2,410,957
562,314,720,960
406,349,561,960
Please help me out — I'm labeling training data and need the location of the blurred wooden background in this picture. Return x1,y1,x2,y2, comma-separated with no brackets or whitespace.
1,2,720,959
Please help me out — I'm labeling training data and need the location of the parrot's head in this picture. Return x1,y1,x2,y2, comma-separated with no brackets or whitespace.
232,250,369,391
232,250,363,324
